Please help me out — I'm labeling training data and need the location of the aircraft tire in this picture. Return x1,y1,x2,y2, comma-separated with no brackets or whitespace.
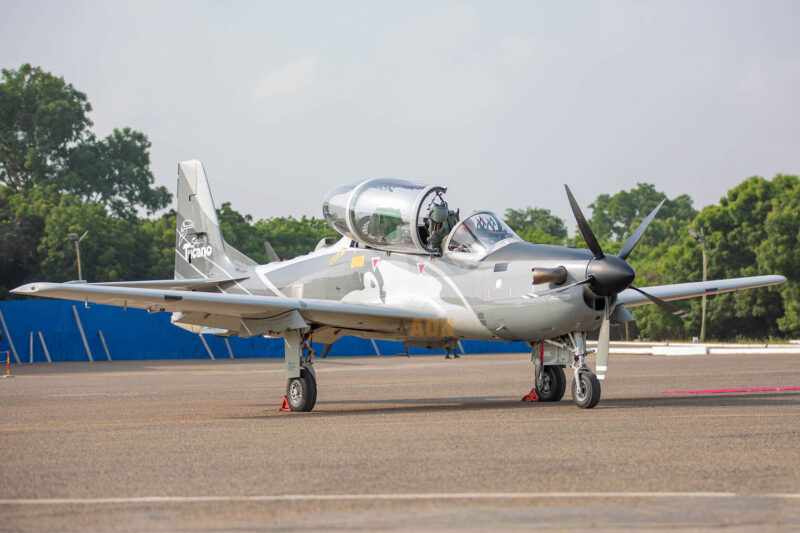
571,371,601,409
537,366,567,402
286,368,317,412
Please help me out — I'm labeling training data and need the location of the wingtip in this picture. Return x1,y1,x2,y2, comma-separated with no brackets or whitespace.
10,282,57,295
10,283,36,295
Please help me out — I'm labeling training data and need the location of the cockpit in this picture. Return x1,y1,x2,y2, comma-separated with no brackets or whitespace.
322,178,519,257
444,211,519,257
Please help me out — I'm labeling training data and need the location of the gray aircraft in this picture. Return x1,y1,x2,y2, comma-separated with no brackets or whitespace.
12,161,786,410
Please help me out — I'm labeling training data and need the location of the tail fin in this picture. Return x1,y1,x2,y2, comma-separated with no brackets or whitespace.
175,160,256,281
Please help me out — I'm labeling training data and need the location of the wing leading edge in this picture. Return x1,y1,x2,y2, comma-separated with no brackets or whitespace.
11,282,441,338
616,275,786,307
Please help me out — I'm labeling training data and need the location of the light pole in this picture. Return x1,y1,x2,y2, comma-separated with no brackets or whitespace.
67,231,88,281
689,229,708,342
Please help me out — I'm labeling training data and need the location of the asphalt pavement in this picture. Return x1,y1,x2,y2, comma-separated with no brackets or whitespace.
1,352,799,531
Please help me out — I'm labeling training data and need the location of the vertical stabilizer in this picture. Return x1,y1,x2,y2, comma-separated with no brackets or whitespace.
174,160,256,281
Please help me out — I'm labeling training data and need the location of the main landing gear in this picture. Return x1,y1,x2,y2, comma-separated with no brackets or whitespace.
525,333,602,409
281,330,317,412
524,343,567,402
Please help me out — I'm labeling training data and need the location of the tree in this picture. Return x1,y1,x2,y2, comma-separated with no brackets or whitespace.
217,202,269,263
0,185,52,296
589,183,695,246
0,64,92,189
37,195,154,283
217,202,338,262
140,210,177,280
253,216,337,260
633,175,799,341
757,175,800,336
504,207,567,245
0,64,170,216
60,128,170,218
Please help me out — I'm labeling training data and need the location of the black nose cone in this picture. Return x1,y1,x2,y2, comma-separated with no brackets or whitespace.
588,255,635,296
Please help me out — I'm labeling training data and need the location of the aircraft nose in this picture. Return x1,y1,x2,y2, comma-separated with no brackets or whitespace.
588,255,635,296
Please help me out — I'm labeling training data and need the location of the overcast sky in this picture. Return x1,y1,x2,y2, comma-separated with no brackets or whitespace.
2,1,798,224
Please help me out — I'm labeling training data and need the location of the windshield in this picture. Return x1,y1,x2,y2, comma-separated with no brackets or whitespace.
447,212,519,255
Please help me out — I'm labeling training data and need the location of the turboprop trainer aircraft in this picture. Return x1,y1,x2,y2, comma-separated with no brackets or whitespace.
12,161,786,410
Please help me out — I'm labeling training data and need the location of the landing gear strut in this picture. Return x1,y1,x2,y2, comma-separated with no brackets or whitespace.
282,330,317,412
569,332,601,409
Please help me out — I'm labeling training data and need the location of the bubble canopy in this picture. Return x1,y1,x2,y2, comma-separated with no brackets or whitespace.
322,178,448,253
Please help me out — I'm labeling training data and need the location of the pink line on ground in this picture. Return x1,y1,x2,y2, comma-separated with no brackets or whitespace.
662,386,800,396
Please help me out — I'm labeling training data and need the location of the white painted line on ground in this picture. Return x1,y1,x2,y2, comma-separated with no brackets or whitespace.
2,492,799,505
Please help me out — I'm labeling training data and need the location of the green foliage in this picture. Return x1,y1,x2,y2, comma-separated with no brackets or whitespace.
60,128,171,218
254,216,338,260
0,64,92,189
504,207,567,245
140,210,176,279
37,195,154,282
0,64,170,216
758,175,800,335
0,185,52,296
628,175,800,340
217,201,338,262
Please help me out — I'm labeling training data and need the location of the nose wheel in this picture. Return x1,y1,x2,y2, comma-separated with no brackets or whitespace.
571,370,601,409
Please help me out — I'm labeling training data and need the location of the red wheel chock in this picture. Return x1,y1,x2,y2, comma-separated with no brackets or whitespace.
521,389,539,402
279,396,291,412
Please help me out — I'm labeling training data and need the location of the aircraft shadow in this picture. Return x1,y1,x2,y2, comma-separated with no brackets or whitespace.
241,391,800,419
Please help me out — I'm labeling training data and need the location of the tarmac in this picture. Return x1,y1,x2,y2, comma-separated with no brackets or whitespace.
1,351,799,531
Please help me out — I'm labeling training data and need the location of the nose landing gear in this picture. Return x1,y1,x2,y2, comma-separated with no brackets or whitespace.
571,369,601,409
570,332,601,409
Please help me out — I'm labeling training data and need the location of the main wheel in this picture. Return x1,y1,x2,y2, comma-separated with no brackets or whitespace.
286,367,317,412
571,371,601,409
536,366,567,402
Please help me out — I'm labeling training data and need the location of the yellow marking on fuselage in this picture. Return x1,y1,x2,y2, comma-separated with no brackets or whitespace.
329,249,346,266
408,319,455,338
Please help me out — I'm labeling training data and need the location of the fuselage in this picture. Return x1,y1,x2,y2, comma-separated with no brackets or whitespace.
247,238,603,344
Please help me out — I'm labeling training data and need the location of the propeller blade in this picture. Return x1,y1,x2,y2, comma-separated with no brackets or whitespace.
564,185,604,259
596,299,610,381
618,200,665,260
629,286,689,317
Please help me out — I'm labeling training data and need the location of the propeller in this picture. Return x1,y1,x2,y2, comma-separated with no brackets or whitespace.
563,186,672,380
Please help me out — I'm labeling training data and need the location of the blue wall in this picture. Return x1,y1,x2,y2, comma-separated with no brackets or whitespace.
0,300,530,363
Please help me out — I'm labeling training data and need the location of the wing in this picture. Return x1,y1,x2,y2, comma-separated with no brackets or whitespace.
91,277,248,290
11,282,440,338
616,275,786,307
